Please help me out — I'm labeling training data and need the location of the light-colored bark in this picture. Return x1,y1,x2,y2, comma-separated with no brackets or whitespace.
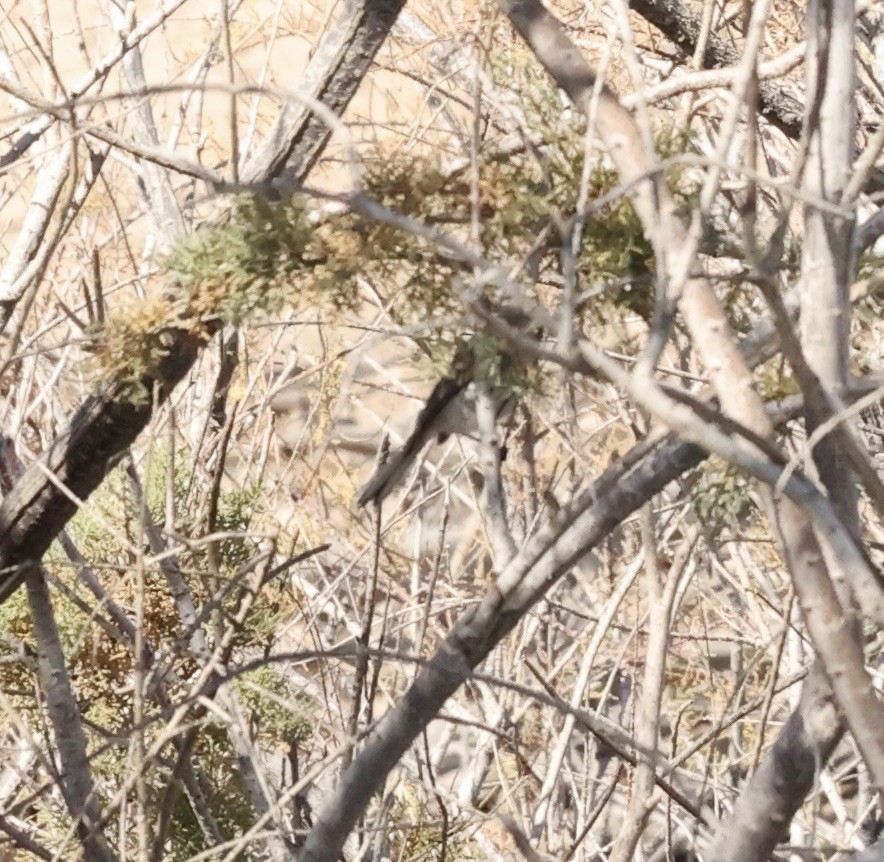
497,0,884,798
26,567,118,862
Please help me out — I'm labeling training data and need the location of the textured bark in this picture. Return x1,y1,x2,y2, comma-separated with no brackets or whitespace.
0,330,205,601
242,0,407,184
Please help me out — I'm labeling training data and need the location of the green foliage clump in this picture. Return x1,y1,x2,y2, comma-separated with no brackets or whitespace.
237,665,314,745
212,482,262,570
164,196,315,322
757,356,802,401
92,57,712,405
94,197,321,398
692,457,758,537
0,439,319,859
447,325,544,407
166,725,260,861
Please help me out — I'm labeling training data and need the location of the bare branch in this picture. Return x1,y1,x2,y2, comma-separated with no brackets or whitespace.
106,0,185,243
25,566,117,862
628,0,802,137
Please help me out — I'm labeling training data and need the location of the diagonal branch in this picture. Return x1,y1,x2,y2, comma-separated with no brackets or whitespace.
0,331,207,602
25,566,118,862
242,0,407,184
628,0,884,194
298,427,708,862
628,0,803,137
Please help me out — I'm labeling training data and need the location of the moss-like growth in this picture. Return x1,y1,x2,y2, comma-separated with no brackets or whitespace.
92,198,320,400
692,457,759,537
91,116,707,403
164,196,315,320
236,665,314,745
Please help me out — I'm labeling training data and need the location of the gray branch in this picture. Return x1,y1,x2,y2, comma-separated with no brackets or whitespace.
628,0,884,193
628,0,803,138
26,566,118,862
704,665,842,862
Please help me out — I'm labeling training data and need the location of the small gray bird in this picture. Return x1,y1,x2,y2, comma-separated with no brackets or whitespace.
357,306,536,508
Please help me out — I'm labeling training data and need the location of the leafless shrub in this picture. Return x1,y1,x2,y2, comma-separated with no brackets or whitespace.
0,1,881,861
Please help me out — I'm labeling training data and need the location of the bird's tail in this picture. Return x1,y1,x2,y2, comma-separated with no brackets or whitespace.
357,376,467,508
356,446,419,507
